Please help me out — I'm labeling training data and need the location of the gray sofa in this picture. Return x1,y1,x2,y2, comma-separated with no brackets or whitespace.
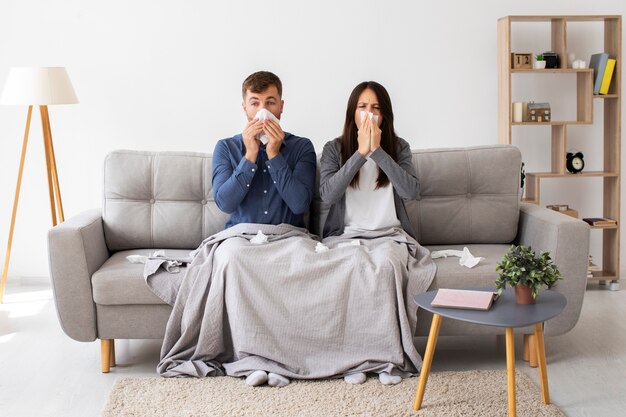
48,145,590,372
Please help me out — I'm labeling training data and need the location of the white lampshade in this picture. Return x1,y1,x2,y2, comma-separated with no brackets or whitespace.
0,67,78,105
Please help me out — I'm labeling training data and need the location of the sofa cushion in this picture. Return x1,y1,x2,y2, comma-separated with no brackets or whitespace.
103,145,520,249
409,145,520,245
91,249,191,305
103,150,229,251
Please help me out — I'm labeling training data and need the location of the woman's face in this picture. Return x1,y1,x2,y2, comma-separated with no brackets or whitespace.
354,88,382,127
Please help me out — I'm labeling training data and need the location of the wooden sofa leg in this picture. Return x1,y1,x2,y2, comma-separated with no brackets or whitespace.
101,339,112,373
110,339,116,367
523,334,530,361
522,334,538,367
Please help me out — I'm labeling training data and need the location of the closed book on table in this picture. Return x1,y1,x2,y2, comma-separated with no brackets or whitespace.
589,53,609,94
430,288,498,311
599,59,616,94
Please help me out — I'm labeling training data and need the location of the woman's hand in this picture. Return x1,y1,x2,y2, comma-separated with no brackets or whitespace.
357,116,371,156
370,119,382,151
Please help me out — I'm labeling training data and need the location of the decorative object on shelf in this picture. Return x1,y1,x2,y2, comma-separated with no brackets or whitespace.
495,245,561,304
568,52,576,67
527,102,550,122
582,217,617,227
546,204,578,218
565,152,584,174
511,52,532,69
571,59,587,69
590,52,610,94
0,67,78,303
519,162,526,200
512,102,523,122
542,52,560,69
533,54,546,69
588,255,600,278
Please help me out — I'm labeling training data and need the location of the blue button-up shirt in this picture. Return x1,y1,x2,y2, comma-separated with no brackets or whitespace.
212,133,317,228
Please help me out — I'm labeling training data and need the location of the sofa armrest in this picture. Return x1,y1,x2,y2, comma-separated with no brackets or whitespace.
516,203,590,336
47,209,110,342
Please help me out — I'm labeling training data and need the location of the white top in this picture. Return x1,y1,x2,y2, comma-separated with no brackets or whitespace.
344,156,400,233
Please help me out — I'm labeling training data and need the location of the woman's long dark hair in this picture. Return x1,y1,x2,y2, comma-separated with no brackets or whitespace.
341,81,397,188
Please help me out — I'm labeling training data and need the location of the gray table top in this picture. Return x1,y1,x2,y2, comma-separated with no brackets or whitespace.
414,287,567,328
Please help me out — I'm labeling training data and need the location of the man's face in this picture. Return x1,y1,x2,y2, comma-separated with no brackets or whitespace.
242,85,284,121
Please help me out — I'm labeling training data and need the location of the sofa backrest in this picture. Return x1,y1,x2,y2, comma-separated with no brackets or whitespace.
407,145,520,245
102,145,520,251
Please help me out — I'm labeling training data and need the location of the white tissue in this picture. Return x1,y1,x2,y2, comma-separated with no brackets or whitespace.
254,109,281,144
315,242,329,253
430,247,484,269
337,240,361,248
126,250,166,264
250,230,269,245
359,110,379,124
126,254,148,264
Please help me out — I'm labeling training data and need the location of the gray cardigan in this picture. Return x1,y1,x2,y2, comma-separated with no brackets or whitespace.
319,137,420,238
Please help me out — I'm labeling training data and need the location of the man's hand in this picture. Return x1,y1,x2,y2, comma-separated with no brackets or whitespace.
242,118,263,162
357,117,371,157
264,118,285,160
370,119,382,152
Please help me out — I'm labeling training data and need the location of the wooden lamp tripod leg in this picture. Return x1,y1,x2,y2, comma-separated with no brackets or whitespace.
39,106,59,226
0,106,34,304
40,106,64,222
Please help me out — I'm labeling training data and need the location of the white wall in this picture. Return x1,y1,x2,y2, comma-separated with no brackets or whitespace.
1,0,624,277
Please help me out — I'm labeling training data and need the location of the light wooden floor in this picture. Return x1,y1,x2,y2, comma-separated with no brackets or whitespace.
1,278,625,417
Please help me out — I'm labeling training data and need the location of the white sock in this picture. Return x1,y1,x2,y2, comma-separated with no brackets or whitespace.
245,370,268,386
344,372,367,384
267,372,290,387
378,372,402,385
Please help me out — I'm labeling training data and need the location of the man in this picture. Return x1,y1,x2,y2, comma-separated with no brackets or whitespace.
206,72,316,387
212,71,316,228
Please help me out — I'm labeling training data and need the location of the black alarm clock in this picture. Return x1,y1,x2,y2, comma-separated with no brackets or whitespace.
566,152,584,174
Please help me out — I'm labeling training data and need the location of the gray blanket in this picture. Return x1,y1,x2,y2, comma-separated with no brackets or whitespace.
146,223,436,379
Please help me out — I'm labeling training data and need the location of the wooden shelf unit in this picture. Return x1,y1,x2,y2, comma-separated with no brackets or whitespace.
498,15,622,286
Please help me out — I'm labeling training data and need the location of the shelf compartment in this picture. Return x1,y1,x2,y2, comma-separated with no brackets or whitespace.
511,69,593,73
512,121,592,126
588,271,618,280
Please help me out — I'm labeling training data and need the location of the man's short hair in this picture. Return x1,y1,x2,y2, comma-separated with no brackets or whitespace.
242,71,282,99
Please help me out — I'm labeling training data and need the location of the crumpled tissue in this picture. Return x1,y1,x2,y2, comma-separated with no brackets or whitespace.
255,109,281,144
430,247,484,268
360,110,379,124
315,242,329,253
127,250,185,273
250,230,269,245
127,250,167,264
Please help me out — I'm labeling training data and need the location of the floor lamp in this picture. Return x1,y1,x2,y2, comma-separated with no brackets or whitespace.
0,67,78,303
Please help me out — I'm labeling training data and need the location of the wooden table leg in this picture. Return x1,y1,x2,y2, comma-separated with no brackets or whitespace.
505,327,516,417
413,313,442,410
534,323,550,404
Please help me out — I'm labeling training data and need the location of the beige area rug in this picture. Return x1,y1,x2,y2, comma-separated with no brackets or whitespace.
102,370,566,417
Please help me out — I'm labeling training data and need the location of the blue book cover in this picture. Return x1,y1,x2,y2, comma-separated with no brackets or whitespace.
589,53,609,94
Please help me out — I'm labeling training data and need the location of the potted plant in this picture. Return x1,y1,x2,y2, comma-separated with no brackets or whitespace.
534,54,546,69
495,245,561,304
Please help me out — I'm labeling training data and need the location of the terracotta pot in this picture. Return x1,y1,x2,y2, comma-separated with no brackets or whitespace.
515,284,536,304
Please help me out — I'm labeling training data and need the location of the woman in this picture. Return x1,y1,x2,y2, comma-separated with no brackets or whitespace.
320,81,419,241
320,81,426,385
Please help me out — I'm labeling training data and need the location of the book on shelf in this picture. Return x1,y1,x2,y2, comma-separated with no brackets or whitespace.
430,288,498,311
589,53,609,95
599,58,616,95
582,217,617,226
